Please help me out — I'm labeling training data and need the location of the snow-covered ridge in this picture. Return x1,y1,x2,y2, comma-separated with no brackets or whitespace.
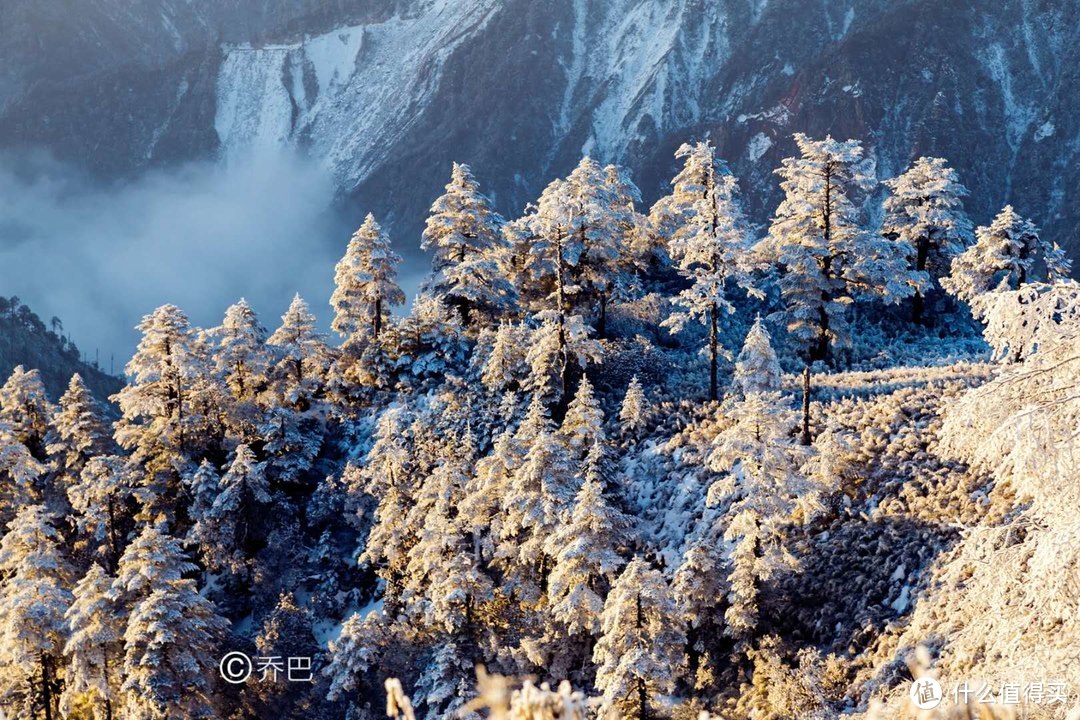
215,0,502,185
215,0,733,190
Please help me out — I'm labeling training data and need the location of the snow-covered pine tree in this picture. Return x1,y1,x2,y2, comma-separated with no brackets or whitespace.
266,293,330,408
112,305,210,520
413,638,474,720
671,536,727,691
649,141,719,265
661,145,760,401
0,504,73,720
48,374,112,481
193,444,270,580
392,294,469,385
480,321,530,393
68,456,134,572
496,427,575,603
707,390,817,645
593,557,685,720
459,428,517,564
403,430,494,639
421,162,514,328
358,407,419,610
882,156,973,323
942,205,1058,308
731,316,782,398
212,299,270,442
544,442,630,672
559,375,605,457
110,522,197,614
760,134,919,364
0,420,44,525
563,157,638,337
331,213,406,342
263,294,328,483
120,578,227,720
62,563,123,720
524,317,602,409
324,610,389,703
0,365,54,461
618,375,649,441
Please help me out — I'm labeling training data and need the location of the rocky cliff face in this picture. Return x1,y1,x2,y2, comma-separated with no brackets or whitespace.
2,0,1078,258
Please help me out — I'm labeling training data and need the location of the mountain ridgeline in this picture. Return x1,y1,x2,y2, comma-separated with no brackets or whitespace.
2,0,1078,264
0,297,122,400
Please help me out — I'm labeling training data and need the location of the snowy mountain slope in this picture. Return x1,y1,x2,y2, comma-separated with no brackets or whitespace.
2,0,1079,262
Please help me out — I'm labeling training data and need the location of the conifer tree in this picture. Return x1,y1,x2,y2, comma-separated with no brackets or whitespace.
212,300,270,443
264,294,328,483
68,456,134,572
48,374,112,480
62,563,123,720
671,537,727,691
731,317,782,398
110,523,196,614
649,141,719,260
192,445,270,579
266,293,330,408
359,408,419,608
943,205,1060,307
707,391,817,644
121,578,227,720
0,505,73,720
0,365,54,461
214,299,270,403
761,134,918,364
496,428,575,602
559,375,604,457
113,305,210,520
421,162,513,327
480,322,529,393
0,420,44,525
618,375,649,440
331,213,406,342
662,146,760,400
882,157,973,323
324,611,388,702
563,157,638,337
593,557,685,720
545,443,629,656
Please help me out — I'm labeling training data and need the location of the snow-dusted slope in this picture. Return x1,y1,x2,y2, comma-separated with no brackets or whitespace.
216,0,501,186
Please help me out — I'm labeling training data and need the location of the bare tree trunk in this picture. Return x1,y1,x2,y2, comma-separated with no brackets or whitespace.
41,654,54,720
709,303,719,401
801,364,812,446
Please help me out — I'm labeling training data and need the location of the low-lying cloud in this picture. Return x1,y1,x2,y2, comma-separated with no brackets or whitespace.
0,151,366,369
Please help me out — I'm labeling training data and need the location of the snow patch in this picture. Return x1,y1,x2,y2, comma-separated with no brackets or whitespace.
747,132,773,162
1034,120,1055,142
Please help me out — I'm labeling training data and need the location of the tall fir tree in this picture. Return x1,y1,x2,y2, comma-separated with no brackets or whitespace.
593,557,685,720
618,375,649,440
943,205,1062,307
331,213,406,342
731,316,783,398
760,134,918,364
882,156,973,323
661,144,760,401
0,365,54,461
0,505,73,720
421,162,514,327
120,579,227,720
62,563,123,720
